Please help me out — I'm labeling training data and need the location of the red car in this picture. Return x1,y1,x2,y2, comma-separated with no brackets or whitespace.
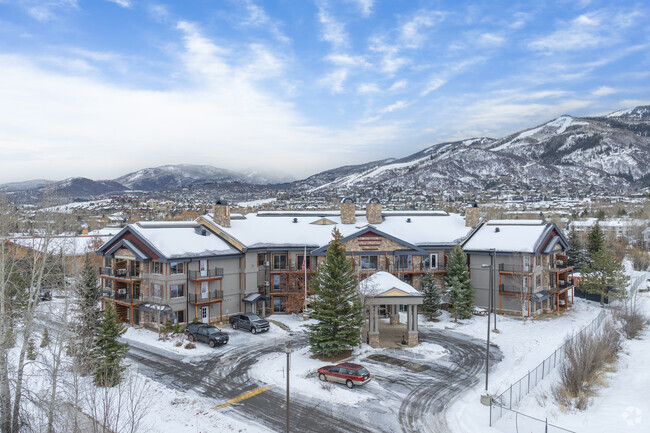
317,362,371,388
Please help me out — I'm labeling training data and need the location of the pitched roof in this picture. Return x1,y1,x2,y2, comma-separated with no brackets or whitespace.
358,272,422,297
463,220,567,254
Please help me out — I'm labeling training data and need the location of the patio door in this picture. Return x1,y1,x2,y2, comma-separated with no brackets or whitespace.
201,282,209,299
200,260,207,277
201,306,209,324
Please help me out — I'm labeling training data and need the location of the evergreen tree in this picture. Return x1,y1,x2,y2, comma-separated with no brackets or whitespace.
72,254,101,368
26,339,36,361
420,272,442,320
445,245,474,322
93,302,129,387
307,229,364,357
567,228,585,271
582,247,628,307
40,328,50,348
587,223,606,262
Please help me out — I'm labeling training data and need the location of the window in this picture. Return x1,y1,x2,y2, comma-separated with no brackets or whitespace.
429,253,438,269
153,284,161,298
397,255,412,269
170,284,184,298
104,279,112,289
273,296,286,312
152,262,163,275
297,255,311,270
360,255,378,269
258,253,268,266
273,254,287,270
170,262,185,275
273,275,281,290
172,310,185,324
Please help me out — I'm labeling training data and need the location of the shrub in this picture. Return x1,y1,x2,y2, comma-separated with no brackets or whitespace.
184,342,196,349
630,248,650,271
553,320,621,410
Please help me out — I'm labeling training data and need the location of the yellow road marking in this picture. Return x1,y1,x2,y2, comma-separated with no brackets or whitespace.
213,385,274,410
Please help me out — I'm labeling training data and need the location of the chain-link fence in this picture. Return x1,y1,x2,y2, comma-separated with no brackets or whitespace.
491,406,576,433
490,309,607,425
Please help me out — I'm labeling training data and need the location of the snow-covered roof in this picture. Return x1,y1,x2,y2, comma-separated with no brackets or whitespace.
463,220,550,253
10,234,112,256
358,272,422,297
200,211,473,250
129,222,240,260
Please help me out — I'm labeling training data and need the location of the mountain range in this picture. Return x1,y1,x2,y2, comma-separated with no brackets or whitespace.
2,105,649,201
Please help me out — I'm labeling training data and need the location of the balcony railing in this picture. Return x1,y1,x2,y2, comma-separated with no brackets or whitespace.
188,268,224,280
99,267,142,280
103,290,142,304
188,290,223,303
498,264,533,274
354,263,430,273
270,265,315,272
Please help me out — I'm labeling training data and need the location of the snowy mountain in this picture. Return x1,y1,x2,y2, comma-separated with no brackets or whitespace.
295,106,650,193
42,177,127,198
0,179,54,192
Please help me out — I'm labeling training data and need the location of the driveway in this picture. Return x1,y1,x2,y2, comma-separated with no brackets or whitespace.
125,326,502,433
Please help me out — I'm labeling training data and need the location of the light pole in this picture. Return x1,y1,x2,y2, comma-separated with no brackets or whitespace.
285,341,292,433
482,259,494,392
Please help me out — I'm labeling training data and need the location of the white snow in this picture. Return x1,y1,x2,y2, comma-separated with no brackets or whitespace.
463,220,549,253
359,271,422,296
122,327,217,358
237,197,277,207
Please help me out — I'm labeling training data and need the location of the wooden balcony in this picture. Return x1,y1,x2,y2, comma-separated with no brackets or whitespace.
188,290,223,304
103,289,142,305
99,267,142,281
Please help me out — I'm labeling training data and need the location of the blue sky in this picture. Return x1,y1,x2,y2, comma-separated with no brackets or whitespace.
0,0,648,183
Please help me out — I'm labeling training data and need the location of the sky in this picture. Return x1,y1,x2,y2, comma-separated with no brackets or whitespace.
0,0,649,184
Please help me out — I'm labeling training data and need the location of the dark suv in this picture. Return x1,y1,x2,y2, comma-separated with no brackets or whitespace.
185,323,229,347
229,313,270,334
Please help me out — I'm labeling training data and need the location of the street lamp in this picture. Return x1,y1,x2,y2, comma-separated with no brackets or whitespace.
481,262,492,391
285,341,292,433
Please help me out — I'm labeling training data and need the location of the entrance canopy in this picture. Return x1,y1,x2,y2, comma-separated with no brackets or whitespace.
139,303,172,315
243,293,270,303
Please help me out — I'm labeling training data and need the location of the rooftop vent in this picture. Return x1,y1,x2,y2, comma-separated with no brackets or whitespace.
495,227,500,233
293,217,298,223
201,229,208,236
406,218,411,223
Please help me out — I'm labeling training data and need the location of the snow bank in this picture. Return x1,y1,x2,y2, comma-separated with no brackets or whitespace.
122,327,216,358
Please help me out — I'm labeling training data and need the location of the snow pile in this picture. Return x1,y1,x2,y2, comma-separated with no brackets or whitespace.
122,327,216,358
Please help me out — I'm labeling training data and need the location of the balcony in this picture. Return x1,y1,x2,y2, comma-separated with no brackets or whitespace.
188,268,224,280
99,267,142,280
103,289,142,304
270,265,315,272
189,290,223,303
498,264,533,274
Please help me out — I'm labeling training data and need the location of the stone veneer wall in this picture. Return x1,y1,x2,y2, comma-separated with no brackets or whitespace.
213,205,231,227
366,203,382,224
341,203,356,224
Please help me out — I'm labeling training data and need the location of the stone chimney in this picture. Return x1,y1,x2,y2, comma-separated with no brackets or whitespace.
465,200,480,227
213,199,231,227
340,197,356,224
366,198,382,225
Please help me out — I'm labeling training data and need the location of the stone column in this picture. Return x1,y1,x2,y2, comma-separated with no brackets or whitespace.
369,304,380,348
390,304,399,325
407,304,419,346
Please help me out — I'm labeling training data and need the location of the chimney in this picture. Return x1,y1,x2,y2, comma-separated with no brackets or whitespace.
465,200,480,227
340,197,356,224
213,199,231,228
366,198,382,225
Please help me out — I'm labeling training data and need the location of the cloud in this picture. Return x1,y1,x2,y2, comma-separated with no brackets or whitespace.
379,100,408,114
325,53,369,67
478,33,505,47
242,0,290,44
399,11,444,48
320,68,348,93
592,86,616,97
317,6,348,50
348,0,374,17
147,3,170,22
357,83,379,94
529,10,639,53
20,0,78,21
106,0,131,8
389,80,407,91
420,57,485,96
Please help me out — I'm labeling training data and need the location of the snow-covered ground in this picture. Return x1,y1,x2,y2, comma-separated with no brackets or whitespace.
122,327,216,358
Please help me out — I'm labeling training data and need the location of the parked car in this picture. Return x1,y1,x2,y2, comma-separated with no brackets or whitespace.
317,362,371,388
185,323,229,347
229,313,270,334
39,288,52,301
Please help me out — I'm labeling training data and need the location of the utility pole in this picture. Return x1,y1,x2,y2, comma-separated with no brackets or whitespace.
285,341,292,433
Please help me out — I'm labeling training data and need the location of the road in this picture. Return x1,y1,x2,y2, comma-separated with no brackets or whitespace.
125,327,501,433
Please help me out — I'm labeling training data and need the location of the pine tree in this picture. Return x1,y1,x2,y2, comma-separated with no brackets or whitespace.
307,228,364,357
26,339,36,361
587,223,606,262
72,254,101,368
582,247,628,307
567,228,585,271
420,271,442,320
93,302,129,387
40,328,50,348
445,245,474,322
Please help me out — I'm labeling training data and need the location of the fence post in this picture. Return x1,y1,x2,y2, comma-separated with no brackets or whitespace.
509,384,512,410
527,370,530,394
489,397,492,426
542,359,545,379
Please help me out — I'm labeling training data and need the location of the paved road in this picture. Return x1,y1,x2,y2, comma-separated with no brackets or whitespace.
125,327,501,433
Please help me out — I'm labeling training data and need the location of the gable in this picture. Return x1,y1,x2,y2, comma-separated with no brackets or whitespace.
379,288,413,297
311,218,336,225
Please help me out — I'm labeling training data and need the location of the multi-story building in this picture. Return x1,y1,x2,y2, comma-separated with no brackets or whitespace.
463,220,574,317
96,199,482,325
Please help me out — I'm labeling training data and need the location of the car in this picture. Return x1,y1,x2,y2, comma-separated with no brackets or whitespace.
229,313,270,334
317,362,371,388
39,288,52,301
185,323,229,347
